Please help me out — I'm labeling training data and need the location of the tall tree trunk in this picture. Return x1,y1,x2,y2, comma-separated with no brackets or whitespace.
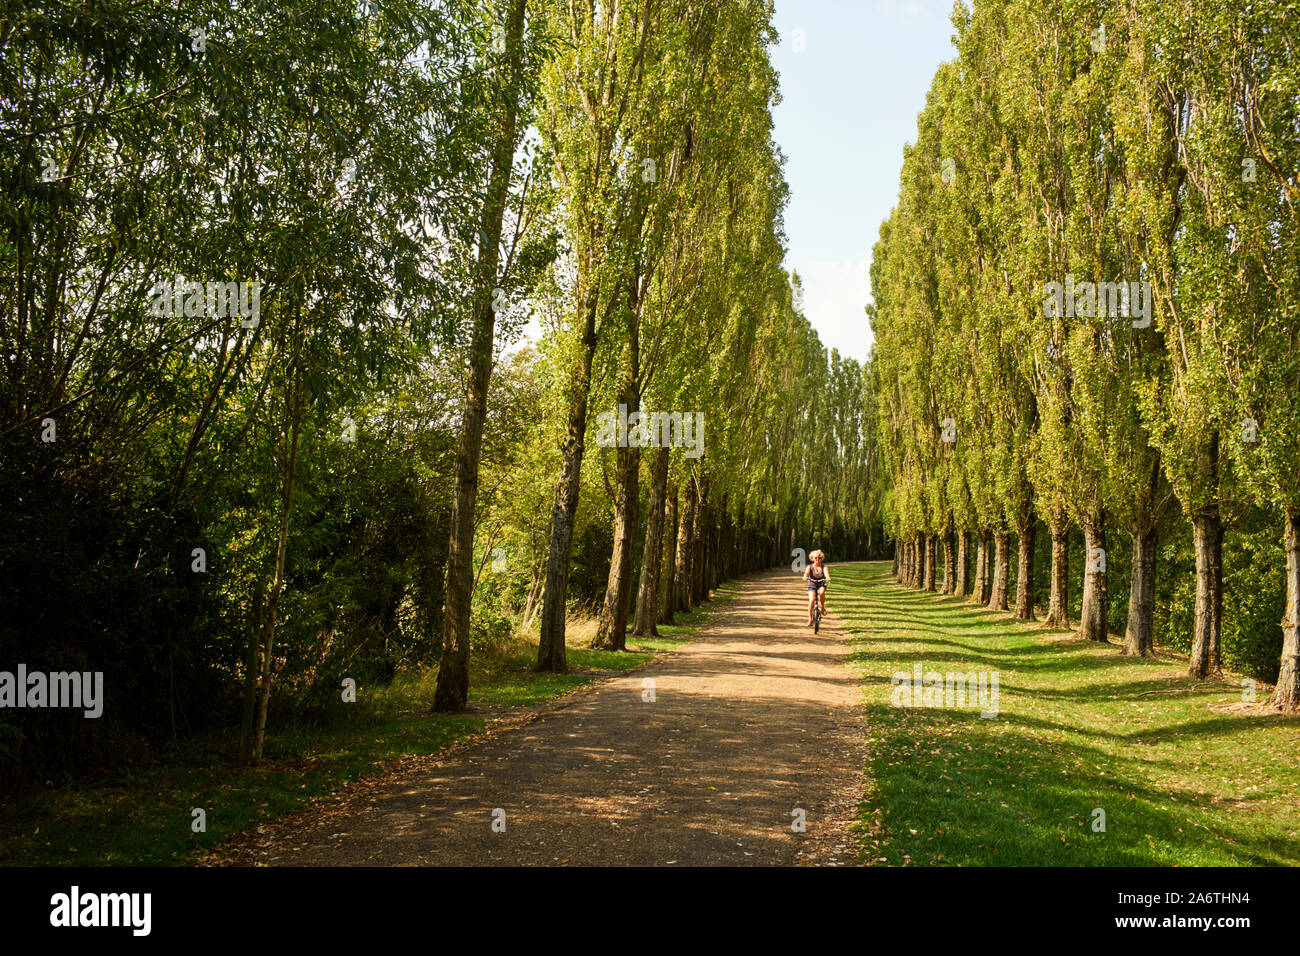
721,514,730,585
593,403,640,650
239,581,263,763
1188,509,1224,678
942,526,955,594
690,477,707,604
1122,524,1158,656
973,531,988,604
632,446,670,638
955,530,970,596
892,541,901,579
1123,456,1162,653
594,248,646,650
436,0,528,698
987,532,1010,611
924,534,937,591
660,486,679,625
250,378,304,763
523,563,545,627
1189,432,1224,677
1078,522,1109,642
983,532,995,604
1045,509,1069,628
1013,515,1036,621
1269,511,1300,711
536,295,599,673
713,509,723,588
674,478,696,612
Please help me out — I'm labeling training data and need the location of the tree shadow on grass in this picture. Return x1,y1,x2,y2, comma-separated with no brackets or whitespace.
861,705,1296,866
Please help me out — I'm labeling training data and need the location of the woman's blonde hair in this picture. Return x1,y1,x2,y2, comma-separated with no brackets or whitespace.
810,549,825,561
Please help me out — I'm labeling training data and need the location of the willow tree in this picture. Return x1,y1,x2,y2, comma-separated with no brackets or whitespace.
435,0,537,711
3,0,494,763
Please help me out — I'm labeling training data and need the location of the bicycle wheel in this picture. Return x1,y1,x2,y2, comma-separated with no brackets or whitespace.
813,601,821,633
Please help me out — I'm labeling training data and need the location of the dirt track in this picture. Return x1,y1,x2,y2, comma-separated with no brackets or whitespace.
204,568,867,866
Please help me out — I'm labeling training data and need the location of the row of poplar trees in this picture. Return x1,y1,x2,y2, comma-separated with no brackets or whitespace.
868,0,1299,711
435,0,886,705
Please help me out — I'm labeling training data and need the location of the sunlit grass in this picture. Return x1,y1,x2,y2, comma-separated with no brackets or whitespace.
836,561,1300,866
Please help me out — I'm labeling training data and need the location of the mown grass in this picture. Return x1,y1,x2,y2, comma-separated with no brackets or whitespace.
835,561,1300,866
0,587,734,867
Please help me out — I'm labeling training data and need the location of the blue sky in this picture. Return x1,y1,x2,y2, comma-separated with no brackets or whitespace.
770,0,959,363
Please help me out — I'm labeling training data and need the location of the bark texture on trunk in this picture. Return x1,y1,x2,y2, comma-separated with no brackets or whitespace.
660,487,679,625
631,446,670,638
973,532,989,605
690,478,707,604
1122,525,1158,656
536,294,598,674
1045,512,1069,628
942,528,956,594
714,504,727,590
1269,511,1300,711
1188,510,1224,678
1078,523,1109,642
1013,517,1036,621
955,530,969,596
435,0,528,704
594,406,640,650
674,478,696,612
239,582,263,763
924,534,937,591
251,382,303,761
987,532,1010,611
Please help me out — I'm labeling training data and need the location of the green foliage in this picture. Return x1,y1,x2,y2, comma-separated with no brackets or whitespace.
869,0,1295,683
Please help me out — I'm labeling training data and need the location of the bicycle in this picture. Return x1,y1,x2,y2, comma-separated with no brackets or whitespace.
806,578,827,633
804,551,829,632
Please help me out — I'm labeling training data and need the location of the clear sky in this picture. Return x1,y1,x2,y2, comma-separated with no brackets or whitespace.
769,0,959,363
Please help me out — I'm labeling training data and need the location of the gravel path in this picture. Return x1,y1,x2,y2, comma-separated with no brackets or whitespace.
204,567,868,866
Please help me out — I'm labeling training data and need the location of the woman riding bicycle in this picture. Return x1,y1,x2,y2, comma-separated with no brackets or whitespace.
802,549,829,626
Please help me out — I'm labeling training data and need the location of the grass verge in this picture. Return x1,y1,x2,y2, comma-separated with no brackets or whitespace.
835,561,1300,866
